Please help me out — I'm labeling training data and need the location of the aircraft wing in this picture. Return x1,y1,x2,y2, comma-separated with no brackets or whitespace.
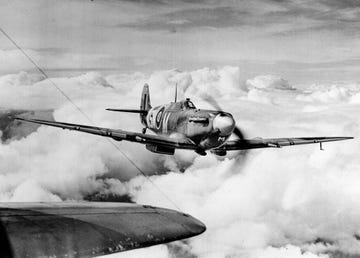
0,202,205,257
14,117,197,150
221,136,353,150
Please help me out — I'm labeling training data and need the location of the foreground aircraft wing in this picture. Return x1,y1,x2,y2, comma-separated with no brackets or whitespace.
0,202,205,257
14,117,197,150
221,136,353,150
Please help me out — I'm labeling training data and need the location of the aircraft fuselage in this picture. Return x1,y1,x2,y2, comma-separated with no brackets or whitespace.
145,99,236,151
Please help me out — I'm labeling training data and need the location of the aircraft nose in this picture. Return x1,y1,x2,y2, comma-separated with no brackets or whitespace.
213,113,235,136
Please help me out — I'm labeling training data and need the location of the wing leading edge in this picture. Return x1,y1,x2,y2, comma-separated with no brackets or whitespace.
0,202,206,257
14,117,197,150
221,136,353,150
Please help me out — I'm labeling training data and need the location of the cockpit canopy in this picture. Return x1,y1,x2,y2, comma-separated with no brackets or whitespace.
182,98,196,109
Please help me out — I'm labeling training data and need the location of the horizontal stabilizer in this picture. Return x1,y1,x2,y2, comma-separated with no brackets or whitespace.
106,108,147,114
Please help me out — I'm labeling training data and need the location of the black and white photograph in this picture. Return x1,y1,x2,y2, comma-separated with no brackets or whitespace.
0,0,359,257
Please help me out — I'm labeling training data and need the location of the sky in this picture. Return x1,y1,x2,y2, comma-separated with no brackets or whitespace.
0,0,360,83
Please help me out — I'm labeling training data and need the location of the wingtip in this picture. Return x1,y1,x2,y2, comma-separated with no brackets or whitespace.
106,108,118,112
331,136,354,141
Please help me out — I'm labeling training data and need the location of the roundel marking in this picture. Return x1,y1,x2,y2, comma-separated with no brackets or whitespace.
156,107,165,129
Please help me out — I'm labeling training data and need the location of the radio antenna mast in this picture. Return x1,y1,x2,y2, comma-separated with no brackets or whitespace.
174,83,178,102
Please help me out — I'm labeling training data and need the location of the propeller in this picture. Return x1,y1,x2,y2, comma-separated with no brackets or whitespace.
202,94,245,141
201,94,248,162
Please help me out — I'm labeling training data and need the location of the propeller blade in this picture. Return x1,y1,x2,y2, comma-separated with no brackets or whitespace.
202,94,245,138
201,93,249,163
202,94,223,111
233,126,245,140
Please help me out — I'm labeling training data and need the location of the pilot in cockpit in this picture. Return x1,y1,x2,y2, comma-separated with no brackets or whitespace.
184,98,196,109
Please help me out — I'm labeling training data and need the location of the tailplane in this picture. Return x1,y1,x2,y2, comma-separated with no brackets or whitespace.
106,83,151,128
106,108,147,113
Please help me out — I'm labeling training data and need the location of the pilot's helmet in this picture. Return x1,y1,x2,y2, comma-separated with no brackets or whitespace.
184,98,195,109
183,98,190,108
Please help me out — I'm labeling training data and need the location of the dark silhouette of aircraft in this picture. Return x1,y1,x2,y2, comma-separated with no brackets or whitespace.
16,84,353,156
0,202,205,257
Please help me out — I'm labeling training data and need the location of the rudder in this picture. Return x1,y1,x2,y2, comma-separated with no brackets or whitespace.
140,84,151,126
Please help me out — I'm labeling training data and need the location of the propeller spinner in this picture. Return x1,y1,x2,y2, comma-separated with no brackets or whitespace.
202,94,248,159
203,94,246,141
213,113,236,136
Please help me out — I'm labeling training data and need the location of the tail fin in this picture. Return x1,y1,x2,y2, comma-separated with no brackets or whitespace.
106,84,151,127
140,83,151,125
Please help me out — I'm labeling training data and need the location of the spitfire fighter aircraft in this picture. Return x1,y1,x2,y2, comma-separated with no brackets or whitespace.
16,84,353,156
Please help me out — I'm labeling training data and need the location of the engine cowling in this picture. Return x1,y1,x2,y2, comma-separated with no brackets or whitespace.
146,144,175,155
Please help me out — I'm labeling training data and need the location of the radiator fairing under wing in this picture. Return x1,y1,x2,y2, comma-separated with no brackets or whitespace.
0,202,206,258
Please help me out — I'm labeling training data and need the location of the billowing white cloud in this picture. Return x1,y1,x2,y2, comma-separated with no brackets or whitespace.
0,71,45,86
246,75,295,91
9,179,62,202
0,67,359,257
297,86,352,103
296,82,360,104
103,245,170,258
0,71,129,110
246,88,274,104
350,92,360,104
249,245,329,258
302,105,329,113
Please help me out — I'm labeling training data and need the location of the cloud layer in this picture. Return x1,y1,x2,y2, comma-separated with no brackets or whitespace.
0,67,360,257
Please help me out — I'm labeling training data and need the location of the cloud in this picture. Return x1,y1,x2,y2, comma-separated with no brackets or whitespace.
102,244,170,258
128,135,360,256
0,66,359,257
296,83,360,103
246,88,274,104
9,180,62,202
302,105,328,113
246,75,295,91
349,92,360,104
243,75,297,104
250,245,329,258
0,71,45,86
0,71,119,110
75,72,114,88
